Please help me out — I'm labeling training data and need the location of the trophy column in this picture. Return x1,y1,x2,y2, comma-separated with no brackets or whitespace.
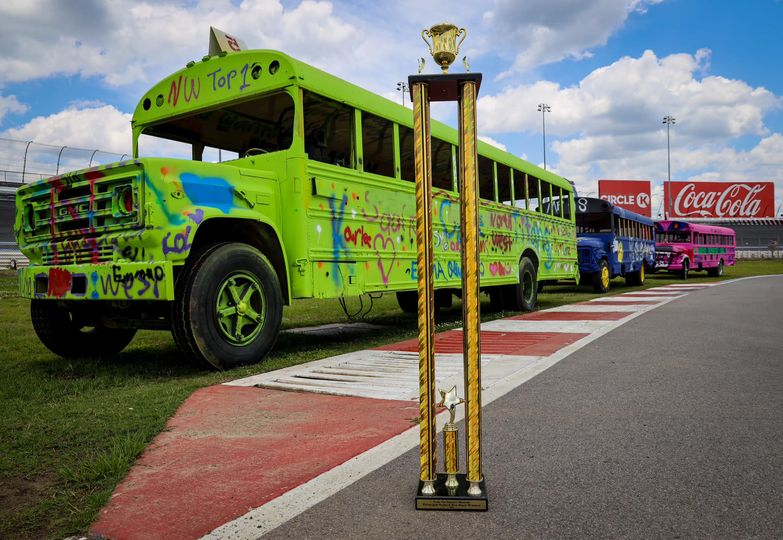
458,79,484,496
412,81,438,497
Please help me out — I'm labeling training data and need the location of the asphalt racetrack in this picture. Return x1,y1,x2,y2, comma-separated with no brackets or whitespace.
266,276,783,539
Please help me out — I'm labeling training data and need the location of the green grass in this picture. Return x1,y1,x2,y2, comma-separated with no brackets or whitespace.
1,259,781,538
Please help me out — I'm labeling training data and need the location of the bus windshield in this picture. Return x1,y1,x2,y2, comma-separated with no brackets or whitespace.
576,212,612,233
656,231,690,243
140,91,295,160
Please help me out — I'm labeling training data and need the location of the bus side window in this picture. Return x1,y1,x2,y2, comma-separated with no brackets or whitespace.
303,91,355,168
497,163,511,204
398,125,415,182
512,170,527,209
553,186,563,217
432,138,453,191
562,189,572,220
478,155,494,201
361,112,394,177
527,175,540,212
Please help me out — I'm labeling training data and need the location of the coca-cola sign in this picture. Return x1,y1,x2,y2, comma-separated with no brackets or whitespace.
664,181,775,218
598,179,652,217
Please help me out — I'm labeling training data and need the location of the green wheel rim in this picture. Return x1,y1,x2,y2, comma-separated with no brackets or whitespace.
601,265,610,289
215,272,266,346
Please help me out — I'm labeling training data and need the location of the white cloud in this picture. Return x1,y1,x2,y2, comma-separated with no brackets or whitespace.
479,49,779,142
483,0,665,75
0,94,28,125
478,135,507,151
1,105,131,154
0,0,363,87
477,48,783,216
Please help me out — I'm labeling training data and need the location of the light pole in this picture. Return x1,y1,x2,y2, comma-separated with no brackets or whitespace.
396,81,408,107
663,115,676,219
537,103,551,170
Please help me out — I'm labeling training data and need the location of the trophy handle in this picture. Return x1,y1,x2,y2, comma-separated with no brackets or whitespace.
421,29,433,55
456,27,467,52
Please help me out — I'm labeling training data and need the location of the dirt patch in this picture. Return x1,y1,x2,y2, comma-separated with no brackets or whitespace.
0,473,59,538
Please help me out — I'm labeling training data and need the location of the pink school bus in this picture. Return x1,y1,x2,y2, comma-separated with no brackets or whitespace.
655,220,736,279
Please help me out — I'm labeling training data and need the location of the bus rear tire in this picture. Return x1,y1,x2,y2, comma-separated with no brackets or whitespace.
434,289,453,311
31,300,137,358
708,260,724,277
506,256,537,312
625,263,646,286
396,291,418,314
487,287,504,312
592,260,610,293
171,243,283,370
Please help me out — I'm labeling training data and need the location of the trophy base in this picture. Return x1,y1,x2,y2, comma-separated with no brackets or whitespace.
415,474,488,511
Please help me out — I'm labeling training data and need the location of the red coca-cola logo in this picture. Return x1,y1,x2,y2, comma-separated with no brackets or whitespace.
668,182,774,218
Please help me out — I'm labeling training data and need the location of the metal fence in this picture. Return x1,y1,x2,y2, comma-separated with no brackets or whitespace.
0,137,129,187
0,242,26,269
736,248,782,259
0,137,131,268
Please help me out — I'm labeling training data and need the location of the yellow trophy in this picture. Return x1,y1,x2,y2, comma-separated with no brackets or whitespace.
421,24,467,74
412,23,487,511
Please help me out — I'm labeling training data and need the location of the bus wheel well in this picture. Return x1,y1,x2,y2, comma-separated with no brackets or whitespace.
188,218,289,305
521,249,539,272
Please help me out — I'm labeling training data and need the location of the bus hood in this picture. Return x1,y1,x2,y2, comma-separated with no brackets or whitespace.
577,236,608,250
656,244,686,254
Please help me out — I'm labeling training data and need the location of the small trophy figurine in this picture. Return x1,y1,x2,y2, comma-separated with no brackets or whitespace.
421,23,467,74
437,386,464,490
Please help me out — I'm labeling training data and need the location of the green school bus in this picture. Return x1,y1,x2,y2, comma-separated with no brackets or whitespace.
15,49,578,369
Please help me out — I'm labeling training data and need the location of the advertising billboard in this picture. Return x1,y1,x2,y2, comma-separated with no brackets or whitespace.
663,181,775,218
598,179,652,217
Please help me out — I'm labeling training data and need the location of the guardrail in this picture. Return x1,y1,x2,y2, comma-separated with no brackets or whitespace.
0,137,129,186
0,242,27,269
736,248,781,260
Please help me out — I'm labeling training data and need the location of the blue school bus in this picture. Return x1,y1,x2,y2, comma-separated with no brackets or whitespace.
575,197,655,292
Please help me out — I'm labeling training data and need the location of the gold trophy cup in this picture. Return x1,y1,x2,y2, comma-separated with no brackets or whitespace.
421,23,467,74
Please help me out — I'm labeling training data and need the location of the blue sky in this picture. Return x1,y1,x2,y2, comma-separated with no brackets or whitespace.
1,0,781,215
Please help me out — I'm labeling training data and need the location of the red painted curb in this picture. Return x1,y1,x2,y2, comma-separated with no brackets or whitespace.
92,386,418,540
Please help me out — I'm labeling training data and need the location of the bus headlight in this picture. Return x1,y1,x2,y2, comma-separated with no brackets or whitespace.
112,185,135,216
23,203,35,232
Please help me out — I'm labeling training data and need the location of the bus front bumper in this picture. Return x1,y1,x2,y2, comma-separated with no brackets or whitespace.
19,262,175,301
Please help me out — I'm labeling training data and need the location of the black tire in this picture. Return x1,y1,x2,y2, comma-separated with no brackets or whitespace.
31,300,136,358
708,259,724,277
171,243,283,370
592,260,610,293
625,263,646,286
434,289,453,311
396,291,418,314
487,286,505,313
505,256,537,312
680,259,690,280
